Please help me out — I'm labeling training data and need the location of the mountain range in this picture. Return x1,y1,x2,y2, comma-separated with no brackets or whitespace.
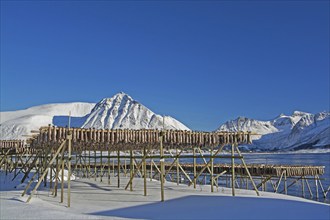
1,92,329,152
217,111,330,151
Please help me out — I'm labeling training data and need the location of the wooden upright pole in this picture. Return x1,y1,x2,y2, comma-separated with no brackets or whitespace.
231,143,235,196
88,150,91,179
108,149,111,185
60,145,65,203
49,153,53,191
100,149,103,182
160,131,165,202
176,148,179,185
193,147,196,189
67,131,72,207
210,146,214,192
94,150,97,181
117,149,120,188
143,147,147,196
53,154,60,196
284,171,287,195
315,176,319,200
130,150,133,191
150,151,153,181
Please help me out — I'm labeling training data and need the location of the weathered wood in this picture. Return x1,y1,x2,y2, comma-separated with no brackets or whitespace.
231,144,235,196
26,140,67,203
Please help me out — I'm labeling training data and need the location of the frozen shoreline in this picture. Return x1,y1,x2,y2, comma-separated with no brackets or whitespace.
1,171,329,220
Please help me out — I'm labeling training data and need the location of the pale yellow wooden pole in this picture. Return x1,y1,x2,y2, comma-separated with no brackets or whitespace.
231,143,235,196
143,147,147,196
193,148,196,189
117,149,120,188
67,130,72,207
160,116,165,202
130,150,133,191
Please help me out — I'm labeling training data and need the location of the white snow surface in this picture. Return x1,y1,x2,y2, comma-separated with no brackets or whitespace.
217,111,330,151
1,171,329,220
81,92,189,130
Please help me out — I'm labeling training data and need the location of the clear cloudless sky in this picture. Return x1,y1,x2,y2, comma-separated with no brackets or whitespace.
0,0,329,131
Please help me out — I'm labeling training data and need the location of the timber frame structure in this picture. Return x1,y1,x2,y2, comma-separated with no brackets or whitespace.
1,126,329,207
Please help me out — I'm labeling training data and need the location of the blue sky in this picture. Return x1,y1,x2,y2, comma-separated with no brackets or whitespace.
1,1,329,131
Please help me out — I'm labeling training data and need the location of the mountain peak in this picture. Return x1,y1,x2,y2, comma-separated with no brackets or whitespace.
113,91,132,99
292,111,309,117
95,93,134,109
82,93,189,130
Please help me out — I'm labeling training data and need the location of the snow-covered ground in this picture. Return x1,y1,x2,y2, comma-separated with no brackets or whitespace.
1,171,329,220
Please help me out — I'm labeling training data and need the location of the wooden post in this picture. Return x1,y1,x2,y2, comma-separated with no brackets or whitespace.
231,144,235,196
160,131,165,202
112,156,115,177
100,149,103,182
67,131,72,207
210,146,214,192
117,149,120,188
49,153,53,191
124,151,127,177
60,144,65,203
130,150,133,191
143,147,147,196
108,149,111,185
94,150,97,181
53,155,59,196
315,176,319,200
150,151,153,181
88,150,91,179
176,148,179,185
193,148,196,189
284,171,287,195
43,149,48,187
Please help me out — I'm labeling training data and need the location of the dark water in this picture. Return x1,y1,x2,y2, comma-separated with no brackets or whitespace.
180,152,330,203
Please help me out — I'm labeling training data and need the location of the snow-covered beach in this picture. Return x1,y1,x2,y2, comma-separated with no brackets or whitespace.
1,171,329,220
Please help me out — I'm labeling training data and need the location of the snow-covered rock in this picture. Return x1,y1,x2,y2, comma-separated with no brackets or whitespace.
216,111,330,151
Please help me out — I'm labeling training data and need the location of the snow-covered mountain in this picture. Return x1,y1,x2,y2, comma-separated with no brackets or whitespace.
217,111,330,151
82,92,190,130
0,103,95,140
0,92,189,140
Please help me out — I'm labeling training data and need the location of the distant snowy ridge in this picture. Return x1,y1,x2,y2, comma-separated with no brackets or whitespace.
0,92,189,140
217,111,330,151
82,92,190,130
